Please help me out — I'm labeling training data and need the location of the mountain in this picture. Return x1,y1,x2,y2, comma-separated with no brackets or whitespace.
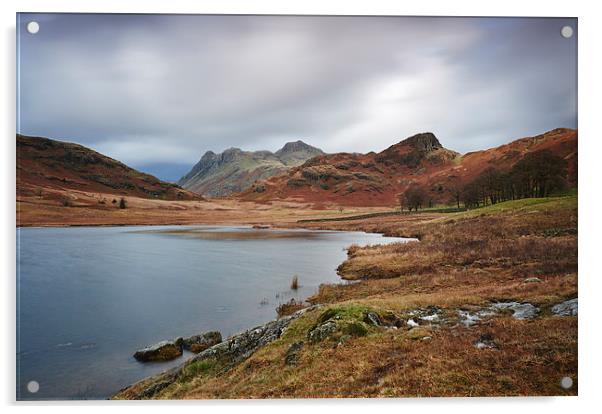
239,128,577,207
178,140,324,197
17,134,201,201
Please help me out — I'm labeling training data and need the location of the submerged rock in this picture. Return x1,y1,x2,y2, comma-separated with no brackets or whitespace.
134,339,183,362
182,331,222,353
490,302,539,320
551,298,578,316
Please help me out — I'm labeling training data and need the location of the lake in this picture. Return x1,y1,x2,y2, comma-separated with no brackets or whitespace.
16,225,411,400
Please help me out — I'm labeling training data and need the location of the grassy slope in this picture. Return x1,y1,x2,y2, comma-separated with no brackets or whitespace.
115,196,577,399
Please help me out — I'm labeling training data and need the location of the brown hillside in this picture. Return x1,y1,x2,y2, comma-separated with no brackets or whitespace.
17,134,201,201
240,129,577,207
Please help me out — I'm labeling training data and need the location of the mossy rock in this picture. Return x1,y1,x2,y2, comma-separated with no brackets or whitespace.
341,321,369,337
308,304,376,342
405,327,432,340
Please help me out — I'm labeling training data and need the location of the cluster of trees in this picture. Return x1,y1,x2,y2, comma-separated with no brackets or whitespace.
399,186,428,212
460,150,568,208
399,150,569,211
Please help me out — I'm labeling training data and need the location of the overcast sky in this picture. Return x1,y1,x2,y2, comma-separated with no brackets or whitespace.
17,14,577,181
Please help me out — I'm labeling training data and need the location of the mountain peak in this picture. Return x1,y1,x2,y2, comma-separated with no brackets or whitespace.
179,140,324,197
276,140,319,154
398,132,442,152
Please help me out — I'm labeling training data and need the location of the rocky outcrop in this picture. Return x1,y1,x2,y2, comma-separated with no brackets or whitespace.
490,302,539,320
284,341,304,366
551,298,578,316
193,307,316,364
118,306,318,399
133,339,183,362
182,331,222,353
308,321,338,343
178,141,323,197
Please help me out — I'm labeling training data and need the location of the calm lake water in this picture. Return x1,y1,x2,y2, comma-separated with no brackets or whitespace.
16,225,411,400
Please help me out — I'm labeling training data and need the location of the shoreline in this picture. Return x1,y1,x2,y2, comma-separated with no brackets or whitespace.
19,222,408,400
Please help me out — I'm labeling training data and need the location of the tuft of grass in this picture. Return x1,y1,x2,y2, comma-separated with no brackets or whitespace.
290,275,299,290
276,299,307,318
179,359,219,383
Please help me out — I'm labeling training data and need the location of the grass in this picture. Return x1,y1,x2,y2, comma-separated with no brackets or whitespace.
291,275,299,290
276,299,307,318
114,194,577,399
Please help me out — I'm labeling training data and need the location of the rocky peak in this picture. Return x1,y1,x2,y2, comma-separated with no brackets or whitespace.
219,147,243,163
276,140,321,156
398,132,443,152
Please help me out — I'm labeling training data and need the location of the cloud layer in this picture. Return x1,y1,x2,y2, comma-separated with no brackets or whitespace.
18,14,577,181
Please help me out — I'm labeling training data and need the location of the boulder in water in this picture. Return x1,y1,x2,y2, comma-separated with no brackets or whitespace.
134,339,183,362
182,331,222,353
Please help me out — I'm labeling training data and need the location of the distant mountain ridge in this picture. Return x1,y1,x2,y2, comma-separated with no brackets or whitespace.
239,128,577,207
178,140,324,197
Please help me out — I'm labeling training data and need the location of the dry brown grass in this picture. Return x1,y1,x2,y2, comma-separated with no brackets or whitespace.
133,313,576,399
276,299,308,318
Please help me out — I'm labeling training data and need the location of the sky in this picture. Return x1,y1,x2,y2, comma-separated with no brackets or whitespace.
17,14,577,182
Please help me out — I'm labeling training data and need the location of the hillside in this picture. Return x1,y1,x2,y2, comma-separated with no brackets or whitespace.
240,129,577,207
17,134,200,201
178,140,324,197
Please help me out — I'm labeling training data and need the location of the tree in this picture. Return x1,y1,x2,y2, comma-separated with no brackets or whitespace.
511,150,567,198
448,176,462,209
402,185,428,212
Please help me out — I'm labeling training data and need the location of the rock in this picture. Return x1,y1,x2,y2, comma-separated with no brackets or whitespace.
134,339,183,362
337,335,352,347
407,319,419,328
420,313,441,323
457,310,481,327
308,321,337,343
473,334,499,350
120,306,318,399
182,331,222,353
457,309,495,327
523,277,542,283
284,341,304,366
137,380,174,399
406,327,431,340
363,312,381,326
490,302,539,320
551,298,578,316
198,306,317,364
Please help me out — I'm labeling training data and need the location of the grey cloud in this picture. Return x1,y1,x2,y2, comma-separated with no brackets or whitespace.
17,14,576,179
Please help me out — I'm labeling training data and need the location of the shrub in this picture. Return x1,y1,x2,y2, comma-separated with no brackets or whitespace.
119,197,127,209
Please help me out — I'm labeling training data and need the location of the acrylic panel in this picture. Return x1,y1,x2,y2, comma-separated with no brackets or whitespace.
16,13,577,400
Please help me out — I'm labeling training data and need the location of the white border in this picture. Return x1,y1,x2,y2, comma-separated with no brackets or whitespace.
2,1,600,413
